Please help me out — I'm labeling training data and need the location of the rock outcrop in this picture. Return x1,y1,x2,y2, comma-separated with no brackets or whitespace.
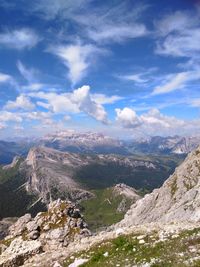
119,145,200,227
0,199,90,266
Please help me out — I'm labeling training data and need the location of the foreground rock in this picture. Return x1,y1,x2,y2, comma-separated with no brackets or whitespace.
0,199,90,266
0,218,18,240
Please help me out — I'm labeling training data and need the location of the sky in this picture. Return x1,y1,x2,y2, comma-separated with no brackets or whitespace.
0,0,200,139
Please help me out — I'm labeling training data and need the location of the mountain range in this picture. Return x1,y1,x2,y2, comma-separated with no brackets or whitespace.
1,132,200,166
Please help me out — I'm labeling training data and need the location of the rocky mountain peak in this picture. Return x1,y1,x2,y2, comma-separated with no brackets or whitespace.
118,145,200,227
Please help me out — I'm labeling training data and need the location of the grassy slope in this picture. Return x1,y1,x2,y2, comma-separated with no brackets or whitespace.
80,188,133,231
63,227,200,267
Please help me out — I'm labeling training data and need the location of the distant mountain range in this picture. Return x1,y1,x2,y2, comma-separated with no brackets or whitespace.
1,132,200,165
125,135,200,155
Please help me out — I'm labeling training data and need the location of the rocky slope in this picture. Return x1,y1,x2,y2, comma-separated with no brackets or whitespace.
118,145,200,227
126,135,200,155
0,199,90,266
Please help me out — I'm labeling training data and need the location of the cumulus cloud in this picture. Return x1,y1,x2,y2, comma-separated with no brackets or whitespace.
0,28,40,50
50,43,102,85
115,107,142,128
115,107,185,135
4,95,35,111
72,85,108,123
0,111,22,123
30,85,108,123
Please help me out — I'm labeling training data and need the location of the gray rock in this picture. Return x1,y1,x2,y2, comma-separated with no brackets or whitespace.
26,221,39,232
28,230,40,240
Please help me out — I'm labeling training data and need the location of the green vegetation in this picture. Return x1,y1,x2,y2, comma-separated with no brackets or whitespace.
0,160,46,219
63,227,200,267
80,188,133,230
74,154,183,191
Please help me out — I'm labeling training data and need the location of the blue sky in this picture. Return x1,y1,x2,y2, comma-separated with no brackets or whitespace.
0,0,200,139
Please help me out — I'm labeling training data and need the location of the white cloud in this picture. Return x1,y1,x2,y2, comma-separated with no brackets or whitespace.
0,111,22,122
115,107,142,128
118,73,148,84
32,0,91,20
30,85,108,123
155,10,200,58
0,28,40,50
87,24,147,43
155,11,197,36
50,43,101,85
21,83,45,91
91,94,123,105
32,91,79,113
0,72,12,83
4,95,35,111
73,2,148,44
72,85,108,123
152,71,200,95
115,107,189,136
17,61,38,83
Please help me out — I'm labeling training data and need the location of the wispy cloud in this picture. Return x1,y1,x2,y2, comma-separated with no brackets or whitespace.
117,73,148,84
155,10,200,58
17,61,45,91
73,2,149,44
50,43,104,85
0,28,40,50
152,71,200,95
0,72,12,83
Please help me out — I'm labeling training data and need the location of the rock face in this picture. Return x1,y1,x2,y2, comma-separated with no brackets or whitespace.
0,199,90,266
119,145,200,227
